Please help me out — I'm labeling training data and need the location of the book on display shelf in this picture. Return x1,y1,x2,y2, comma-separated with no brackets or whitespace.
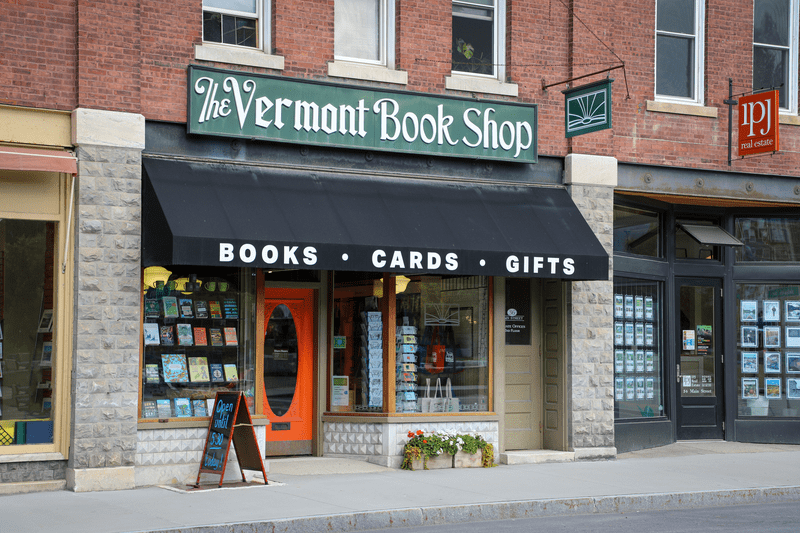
209,301,222,319
188,356,210,382
143,323,160,346
223,364,239,382
161,353,189,383
142,400,158,418
156,399,172,418
179,298,194,318
174,398,192,417
176,324,194,346
194,300,209,319
209,328,223,347
210,363,225,382
145,363,160,384
193,327,208,346
160,325,175,346
162,296,179,318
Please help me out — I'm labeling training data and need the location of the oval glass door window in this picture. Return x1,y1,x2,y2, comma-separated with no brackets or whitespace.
264,304,298,417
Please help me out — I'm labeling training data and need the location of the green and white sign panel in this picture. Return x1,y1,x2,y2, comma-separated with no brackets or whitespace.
563,79,612,138
188,66,537,163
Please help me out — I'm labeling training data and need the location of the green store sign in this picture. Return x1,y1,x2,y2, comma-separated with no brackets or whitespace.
188,66,537,163
563,79,613,138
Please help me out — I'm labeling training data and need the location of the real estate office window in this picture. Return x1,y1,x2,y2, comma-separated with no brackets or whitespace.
753,0,799,113
202,0,267,50
655,0,705,104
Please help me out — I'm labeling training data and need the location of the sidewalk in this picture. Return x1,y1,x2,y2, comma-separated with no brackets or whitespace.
4,442,800,533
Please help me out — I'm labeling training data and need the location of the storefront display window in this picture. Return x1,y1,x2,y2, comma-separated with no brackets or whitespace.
0,220,56,445
613,278,664,419
736,283,800,418
140,266,257,420
735,217,800,262
613,205,660,257
331,274,489,413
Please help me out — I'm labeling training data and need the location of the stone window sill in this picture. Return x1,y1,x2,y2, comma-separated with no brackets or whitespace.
194,43,285,70
327,61,408,85
646,100,718,118
445,74,518,97
780,114,800,126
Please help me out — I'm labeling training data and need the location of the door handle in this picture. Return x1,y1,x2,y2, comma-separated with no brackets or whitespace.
677,364,681,383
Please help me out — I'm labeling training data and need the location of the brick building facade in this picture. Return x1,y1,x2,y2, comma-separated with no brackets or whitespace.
0,0,798,492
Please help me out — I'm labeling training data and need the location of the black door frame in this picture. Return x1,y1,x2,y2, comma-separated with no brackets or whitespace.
674,277,725,439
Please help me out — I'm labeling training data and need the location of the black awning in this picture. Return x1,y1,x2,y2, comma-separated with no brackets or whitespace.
679,223,743,247
142,158,608,280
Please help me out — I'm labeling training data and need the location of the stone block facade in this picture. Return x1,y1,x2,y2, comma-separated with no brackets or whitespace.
565,155,616,450
68,109,145,491
323,420,499,468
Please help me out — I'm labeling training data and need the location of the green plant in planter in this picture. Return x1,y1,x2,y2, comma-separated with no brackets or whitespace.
401,430,496,470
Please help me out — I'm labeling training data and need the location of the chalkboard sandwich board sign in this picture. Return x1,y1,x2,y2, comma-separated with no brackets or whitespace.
195,391,268,487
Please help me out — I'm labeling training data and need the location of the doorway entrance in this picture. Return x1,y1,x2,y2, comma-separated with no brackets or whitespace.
676,278,724,440
262,288,315,456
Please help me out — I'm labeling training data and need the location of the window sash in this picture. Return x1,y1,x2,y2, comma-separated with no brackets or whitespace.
452,0,500,78
202,0,265,51
655,0,704,104
334,0,387,66
752,0,798,113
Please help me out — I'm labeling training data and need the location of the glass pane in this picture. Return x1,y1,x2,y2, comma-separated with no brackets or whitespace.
656,35,694,98
737,283,800,418
754,0,789,46
753,46,788,108
613,205,660,257
613,279,663,419
656,0,695,34
335,0,381,62
679,286,715,397
452,8,494,75
676,220,719,260
455,0,495,6
204,0,257,15
203,11,222,43
264,304,298,417
736,217,800,262
331,275,490,413
0,220,56,445
397,276,490,413
221,14,257,47
140,267,257,419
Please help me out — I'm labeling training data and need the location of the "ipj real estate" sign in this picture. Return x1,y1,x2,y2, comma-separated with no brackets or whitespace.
187,66,537,163
739,89,780,157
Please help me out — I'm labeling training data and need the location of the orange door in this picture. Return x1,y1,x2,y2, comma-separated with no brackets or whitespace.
263,288,315,455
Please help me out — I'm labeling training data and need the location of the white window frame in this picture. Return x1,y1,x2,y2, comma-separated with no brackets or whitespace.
202,0,268,53
197,1,284,69
753,0,799,114
451,0,506,82
654,0,705,105
333,0,396,69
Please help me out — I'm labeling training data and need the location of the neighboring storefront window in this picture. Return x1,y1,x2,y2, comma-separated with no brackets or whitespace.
140,266,257,420
735,217,800,262
613,205,660,257
331,274,489,413
736,283,800,418
0,220,56,445
613,278,664,419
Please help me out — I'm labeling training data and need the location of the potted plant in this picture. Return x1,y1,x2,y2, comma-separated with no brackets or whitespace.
401,430,495,470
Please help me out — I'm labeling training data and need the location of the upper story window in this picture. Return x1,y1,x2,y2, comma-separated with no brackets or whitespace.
753,0,799,113
335,0,394,67
452,0,504,79
203,0,263,49
655,0,705,104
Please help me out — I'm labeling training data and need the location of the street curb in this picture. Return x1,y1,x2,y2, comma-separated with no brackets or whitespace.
139,486,800,533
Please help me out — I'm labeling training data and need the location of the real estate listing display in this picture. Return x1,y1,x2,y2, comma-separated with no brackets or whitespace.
613,280,662,419
737,285,800,417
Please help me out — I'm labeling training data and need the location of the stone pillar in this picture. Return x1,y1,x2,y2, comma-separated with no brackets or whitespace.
564,154,616,457
67,108,145,491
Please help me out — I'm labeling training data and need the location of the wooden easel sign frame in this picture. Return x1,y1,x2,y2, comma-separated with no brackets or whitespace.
195,391,268,487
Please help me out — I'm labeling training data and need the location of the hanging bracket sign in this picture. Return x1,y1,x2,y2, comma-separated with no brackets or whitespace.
563,79,613,138
738,90,780,157
195,391,267,487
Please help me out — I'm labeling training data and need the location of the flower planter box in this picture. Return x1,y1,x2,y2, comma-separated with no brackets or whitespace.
410,453,453,470
453,450,482,468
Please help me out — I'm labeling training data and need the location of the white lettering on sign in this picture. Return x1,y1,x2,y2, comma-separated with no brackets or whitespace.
506,255,575,276
192,72,534,160
219,243,317,266
370,249,458,271
742,98,772,138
